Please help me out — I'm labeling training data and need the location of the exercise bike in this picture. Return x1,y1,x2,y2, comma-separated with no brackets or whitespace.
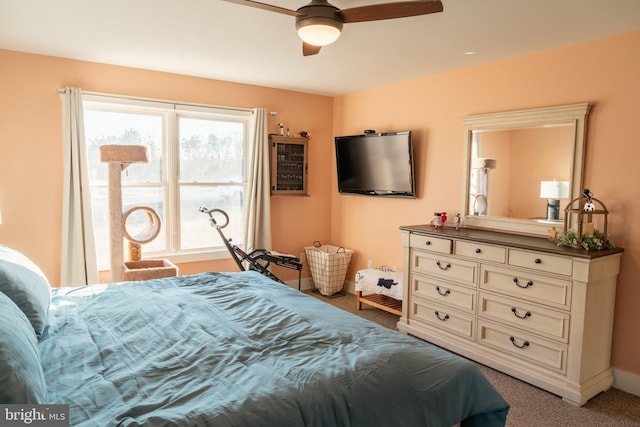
200,206,302,288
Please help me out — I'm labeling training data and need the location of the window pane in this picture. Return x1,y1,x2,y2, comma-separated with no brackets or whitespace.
179,117,244,183
84,109,165,270
84,110,163,183
180,185,244,250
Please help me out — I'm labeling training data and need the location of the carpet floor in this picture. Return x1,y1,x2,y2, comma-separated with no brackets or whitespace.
305,290,640,427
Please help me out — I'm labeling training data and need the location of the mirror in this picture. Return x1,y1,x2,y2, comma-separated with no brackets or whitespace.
461,103,590,236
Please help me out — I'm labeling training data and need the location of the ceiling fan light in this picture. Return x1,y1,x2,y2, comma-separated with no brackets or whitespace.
296,17,342,46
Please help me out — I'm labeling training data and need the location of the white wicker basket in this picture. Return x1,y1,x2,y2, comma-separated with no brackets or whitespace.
304,245,353,296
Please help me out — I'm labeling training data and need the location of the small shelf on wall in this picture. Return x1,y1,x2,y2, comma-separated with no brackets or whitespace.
270,135,309,196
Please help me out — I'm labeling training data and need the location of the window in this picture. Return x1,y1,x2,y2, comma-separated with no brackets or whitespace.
83,95,250,270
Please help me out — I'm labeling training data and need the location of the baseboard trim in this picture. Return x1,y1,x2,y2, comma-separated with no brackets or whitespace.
284,277,313,291
613,368,640,397
343,280,355,295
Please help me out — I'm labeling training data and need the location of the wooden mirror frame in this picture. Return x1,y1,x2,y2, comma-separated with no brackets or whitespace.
461,103,591,237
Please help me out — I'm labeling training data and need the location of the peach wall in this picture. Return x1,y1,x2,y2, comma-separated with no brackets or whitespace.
332,31,640,376
0,49,334,286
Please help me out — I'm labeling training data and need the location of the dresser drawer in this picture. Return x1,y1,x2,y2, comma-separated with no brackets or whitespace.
481,265,572,309
411,297,475,340
478,292,570,343
508,249,573,277
455,241,506,264
412,273,475,312
413,252,478,286
478,320,567,374
410,234,452,254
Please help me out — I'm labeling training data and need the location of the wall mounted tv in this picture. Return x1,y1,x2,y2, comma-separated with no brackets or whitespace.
335,130,416,198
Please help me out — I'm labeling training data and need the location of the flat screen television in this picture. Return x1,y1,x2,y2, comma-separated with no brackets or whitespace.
335,130,415,198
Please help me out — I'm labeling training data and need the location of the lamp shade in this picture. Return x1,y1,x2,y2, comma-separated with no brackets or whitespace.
540,181,569,199
471,157,497,170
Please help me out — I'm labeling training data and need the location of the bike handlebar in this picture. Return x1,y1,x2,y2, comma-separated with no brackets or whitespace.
199,206,230,229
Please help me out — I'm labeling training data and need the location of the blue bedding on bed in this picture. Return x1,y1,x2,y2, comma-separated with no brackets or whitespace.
39,271,508,426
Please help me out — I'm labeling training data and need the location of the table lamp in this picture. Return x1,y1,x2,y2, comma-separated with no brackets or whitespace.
540,180,569,220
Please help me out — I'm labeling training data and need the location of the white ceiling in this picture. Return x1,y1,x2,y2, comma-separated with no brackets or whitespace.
1,0,639,96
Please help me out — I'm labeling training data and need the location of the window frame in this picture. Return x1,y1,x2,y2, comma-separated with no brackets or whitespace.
82,94,252,268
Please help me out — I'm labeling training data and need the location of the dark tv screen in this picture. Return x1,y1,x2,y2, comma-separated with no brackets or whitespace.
334,131,415,198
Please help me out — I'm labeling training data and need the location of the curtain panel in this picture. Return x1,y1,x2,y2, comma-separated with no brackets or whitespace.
244,108,272,252
60,87,98,286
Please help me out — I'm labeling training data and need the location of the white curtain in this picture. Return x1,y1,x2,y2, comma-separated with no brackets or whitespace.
244,108,272,252
60,87,98,285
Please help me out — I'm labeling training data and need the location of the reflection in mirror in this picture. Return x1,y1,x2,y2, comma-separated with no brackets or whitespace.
468,124,574,220
469,156,496,215
462,103,590,237
540,179,569,221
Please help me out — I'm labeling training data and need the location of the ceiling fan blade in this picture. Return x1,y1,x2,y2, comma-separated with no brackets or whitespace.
303,42,322,56
221,0,301,17
339,0,443,23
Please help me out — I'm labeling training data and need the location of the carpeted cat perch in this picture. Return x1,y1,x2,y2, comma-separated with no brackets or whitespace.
100,145,177,282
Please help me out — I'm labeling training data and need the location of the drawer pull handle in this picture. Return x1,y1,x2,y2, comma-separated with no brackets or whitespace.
509,336,530,349
436,286,451,296
425,241,432,246
475,248,482,254
511,307,532,319
434,311,450,321
513,277,534,288
436,261,452,270
534,258,542,264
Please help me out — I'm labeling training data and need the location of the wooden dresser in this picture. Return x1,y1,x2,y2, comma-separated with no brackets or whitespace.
398,224,623,405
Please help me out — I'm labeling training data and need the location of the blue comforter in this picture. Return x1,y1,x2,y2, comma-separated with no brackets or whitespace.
39,271,508,426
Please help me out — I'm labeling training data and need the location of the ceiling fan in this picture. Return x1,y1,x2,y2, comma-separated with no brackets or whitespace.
222,0,444,56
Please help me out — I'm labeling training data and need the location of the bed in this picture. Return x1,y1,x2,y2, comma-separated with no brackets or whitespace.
0,244,509,426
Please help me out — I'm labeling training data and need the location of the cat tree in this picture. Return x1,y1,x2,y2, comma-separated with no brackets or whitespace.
99,145,177,282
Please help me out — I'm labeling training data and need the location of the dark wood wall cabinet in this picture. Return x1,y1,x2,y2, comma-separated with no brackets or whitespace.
270,135,309,196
